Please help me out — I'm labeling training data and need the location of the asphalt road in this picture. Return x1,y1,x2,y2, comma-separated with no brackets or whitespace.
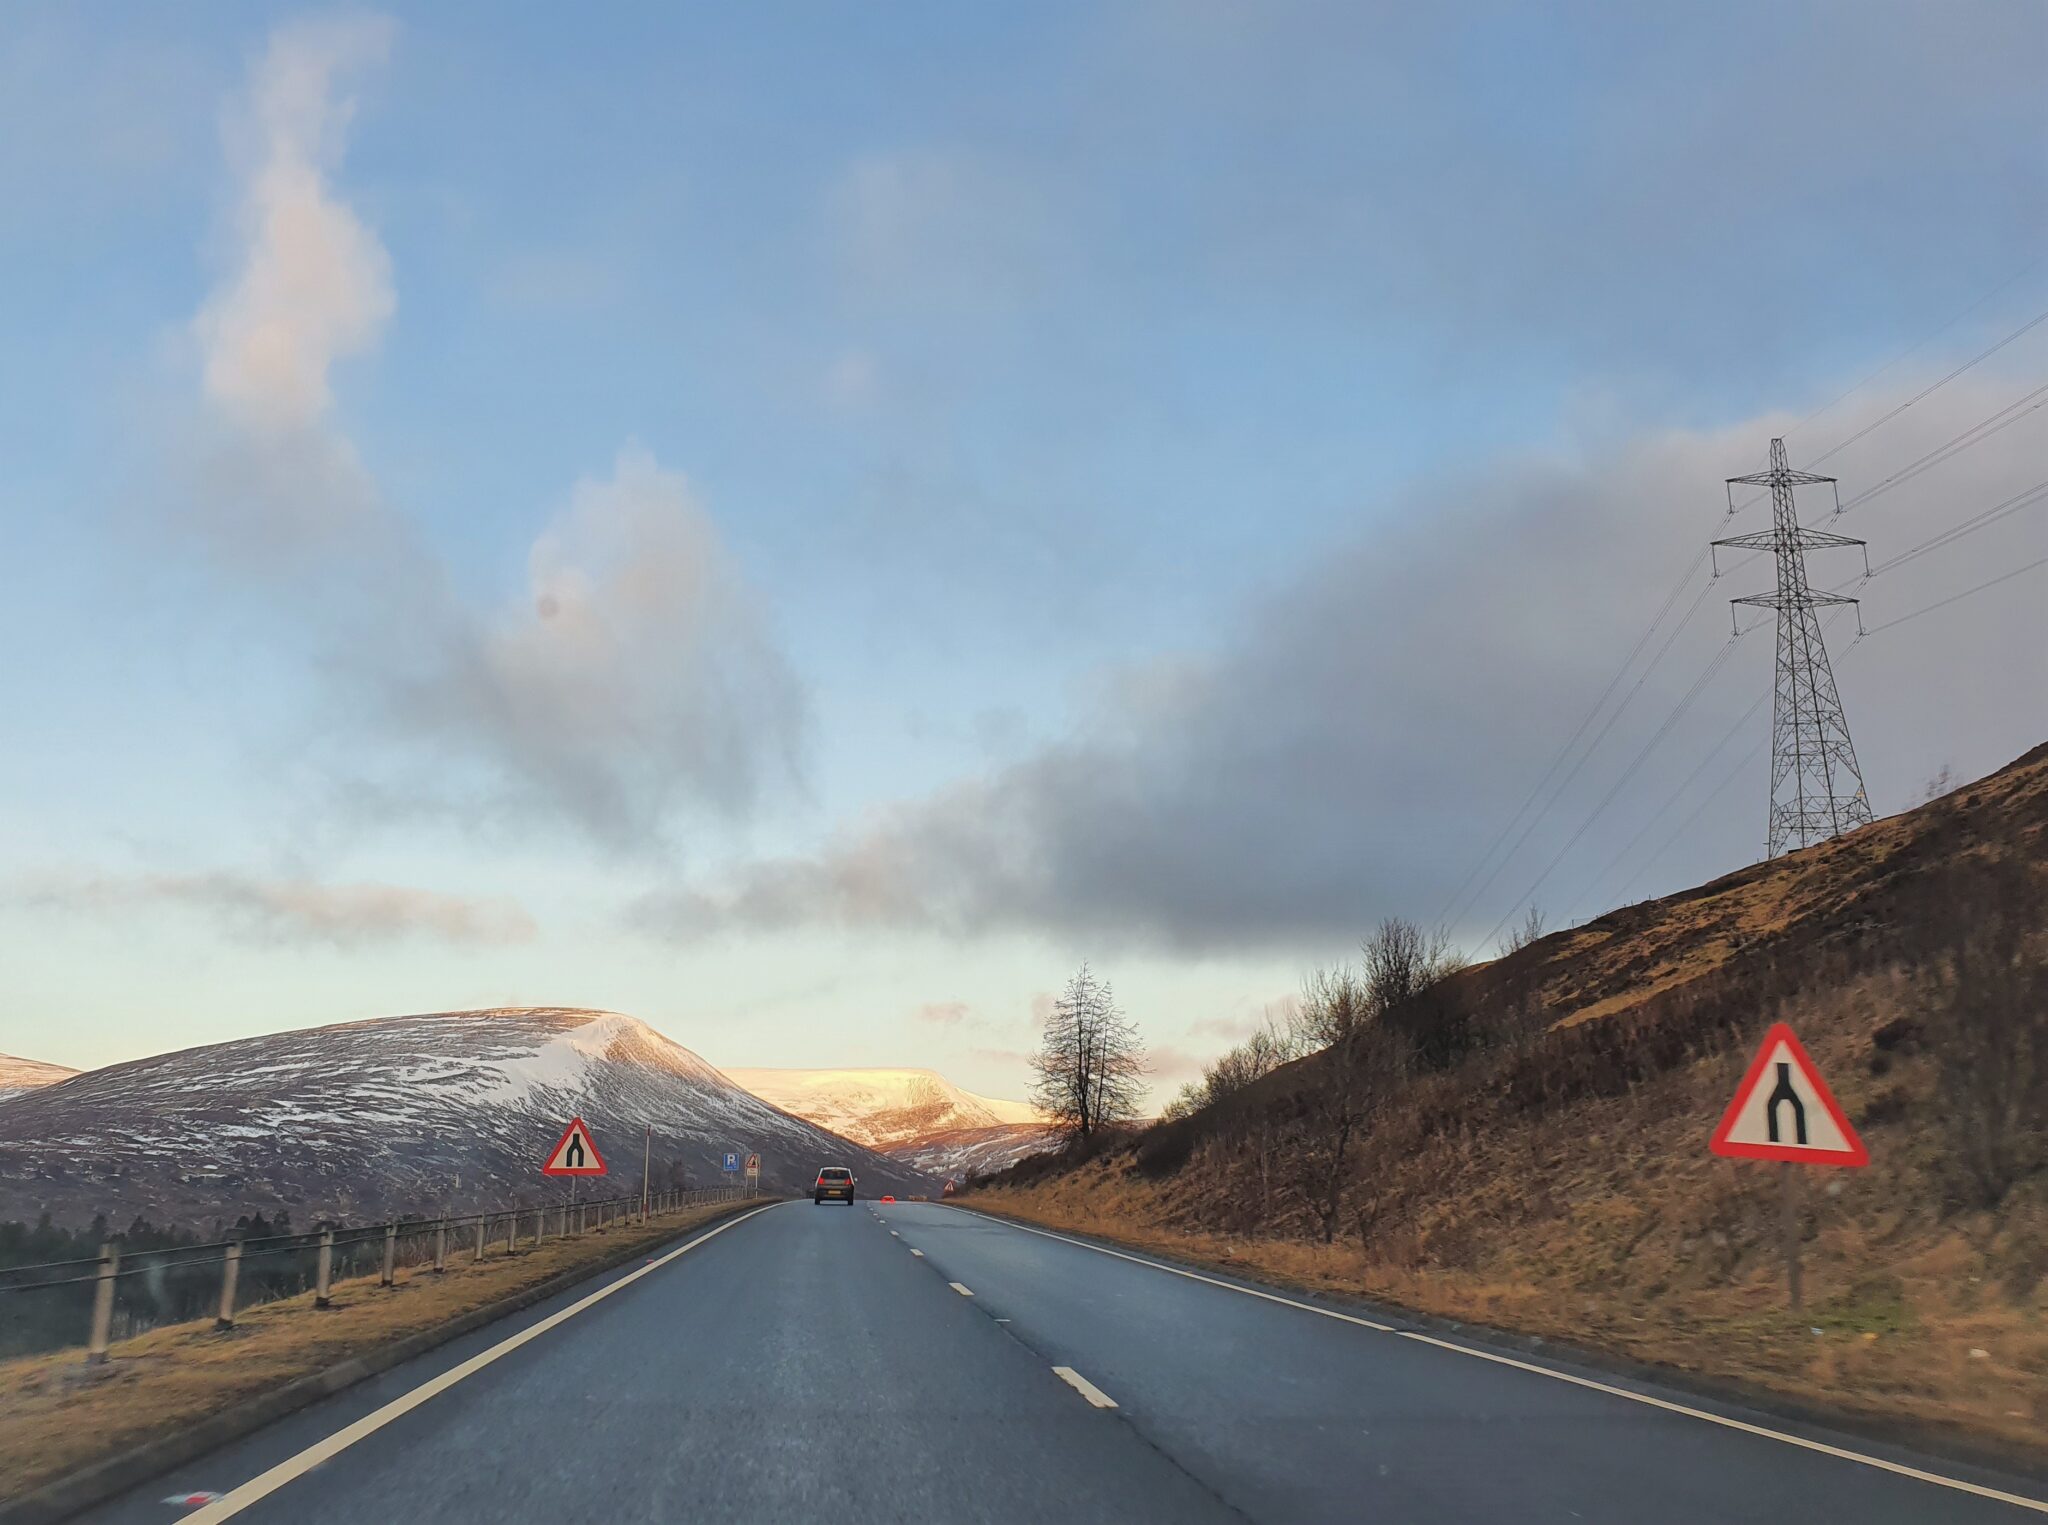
85,1199,2045,1524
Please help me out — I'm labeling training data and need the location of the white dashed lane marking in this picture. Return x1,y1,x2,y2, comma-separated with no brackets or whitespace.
1053,1366,1117,1409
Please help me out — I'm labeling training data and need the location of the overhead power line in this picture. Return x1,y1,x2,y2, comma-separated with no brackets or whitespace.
1728,306,2048,520
1481,622,1748,951
1866,479,2048,575
1833,382,2048,515
1805,307,2048,469
1574,684,1770,922
1432,550,1709,930
1861,554,2048,637
1786,255,2048,439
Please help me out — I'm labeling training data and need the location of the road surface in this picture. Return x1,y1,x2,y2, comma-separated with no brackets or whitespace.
85,1200,2045,1524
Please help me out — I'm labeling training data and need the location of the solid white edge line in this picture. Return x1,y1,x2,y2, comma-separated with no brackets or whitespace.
1052,1365,1118,1409
949,1208,2046,1514
1393,1331,2048,1514
182,1202,785,1524
949,1281,974,1296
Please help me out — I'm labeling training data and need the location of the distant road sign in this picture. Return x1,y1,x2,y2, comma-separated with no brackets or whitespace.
543,1118,607,1177
1711,1023,1868,1167
744,1153,760,1180
722,1150,740,1173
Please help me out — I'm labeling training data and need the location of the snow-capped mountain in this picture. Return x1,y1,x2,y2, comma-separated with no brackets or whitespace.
723,1067,1056,1181
0,1053,80,1104
0,1010,931,1232
722,1066,1041,1148
883,1124,1062,1182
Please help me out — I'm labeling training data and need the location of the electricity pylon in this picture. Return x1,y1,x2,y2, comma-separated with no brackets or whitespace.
1712,438,1874,858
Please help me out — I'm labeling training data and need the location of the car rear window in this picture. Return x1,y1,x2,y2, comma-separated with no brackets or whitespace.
820,1168,851,1180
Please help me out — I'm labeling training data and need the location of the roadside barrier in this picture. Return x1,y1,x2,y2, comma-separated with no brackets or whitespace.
0,1184,758,1363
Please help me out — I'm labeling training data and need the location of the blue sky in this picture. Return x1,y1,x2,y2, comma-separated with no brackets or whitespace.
3,3,2044,1097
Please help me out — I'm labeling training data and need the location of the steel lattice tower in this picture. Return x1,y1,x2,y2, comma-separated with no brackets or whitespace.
1712,438,1874,858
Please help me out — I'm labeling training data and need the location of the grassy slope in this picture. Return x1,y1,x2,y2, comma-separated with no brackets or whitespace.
975,745,2048,1458
0,1199,754,1500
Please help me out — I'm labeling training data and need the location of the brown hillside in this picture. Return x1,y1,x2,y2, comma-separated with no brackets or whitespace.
974,743,2048,1457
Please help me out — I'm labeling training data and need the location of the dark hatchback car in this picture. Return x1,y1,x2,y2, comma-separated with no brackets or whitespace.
814,1166,856,1204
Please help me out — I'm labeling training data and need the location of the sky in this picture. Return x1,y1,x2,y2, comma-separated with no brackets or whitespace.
2,3,2044,1104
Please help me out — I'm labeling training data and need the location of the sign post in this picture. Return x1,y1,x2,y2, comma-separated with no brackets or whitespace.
642,1125,652,1221
1710,1023,1867,1311
745,1152,760,1195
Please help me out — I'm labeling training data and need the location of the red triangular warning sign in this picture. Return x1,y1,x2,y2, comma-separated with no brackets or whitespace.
542,1117,608,1176
1710,1023,1868,1167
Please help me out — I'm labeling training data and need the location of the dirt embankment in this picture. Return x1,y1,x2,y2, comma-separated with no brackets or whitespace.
974,744,2048,1459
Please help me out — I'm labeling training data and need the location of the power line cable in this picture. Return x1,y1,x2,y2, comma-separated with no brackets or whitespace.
1832,382,2048,514
1861,554,2048,637
1433,548,1707,929
1728,307,2048,518
1450,572,1719,933
1482,623,1748,949
1866,479,2048,575
1785,256,2048,439
1565,641,1772,922
1804,308,2048,470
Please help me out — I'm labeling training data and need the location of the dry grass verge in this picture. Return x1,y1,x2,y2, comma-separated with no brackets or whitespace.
0,1199,758,1503
968,1169,2046,1465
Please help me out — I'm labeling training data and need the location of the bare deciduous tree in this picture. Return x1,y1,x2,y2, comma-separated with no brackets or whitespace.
1502,905,1547,956
1287,964,1413,1242
1363,917,1469,1069
1031,965,1146,1143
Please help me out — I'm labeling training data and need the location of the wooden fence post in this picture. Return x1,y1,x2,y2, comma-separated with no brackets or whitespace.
315,1228,335,1307
86,1243,118,1363
215,1241,243,1330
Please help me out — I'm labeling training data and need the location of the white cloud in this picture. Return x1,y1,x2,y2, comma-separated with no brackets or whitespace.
21,870,536,948
173,18,805,847
193,15,395,434
373,446,807,842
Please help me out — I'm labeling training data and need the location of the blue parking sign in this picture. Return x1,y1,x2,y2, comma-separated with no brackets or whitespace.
722,1150,740,1173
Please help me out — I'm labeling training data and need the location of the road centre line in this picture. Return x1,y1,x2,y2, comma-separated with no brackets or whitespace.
910,1249,924,1257
949,1281,974,1296
182,1202,783,1524
951,1209,2046,1514
1053,1366,1118,1409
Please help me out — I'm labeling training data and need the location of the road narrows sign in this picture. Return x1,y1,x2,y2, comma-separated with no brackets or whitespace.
543,1117,608,1177
1710,1022,1868,1167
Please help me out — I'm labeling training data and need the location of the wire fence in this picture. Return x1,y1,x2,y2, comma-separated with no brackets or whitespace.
0,1184,755,1363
